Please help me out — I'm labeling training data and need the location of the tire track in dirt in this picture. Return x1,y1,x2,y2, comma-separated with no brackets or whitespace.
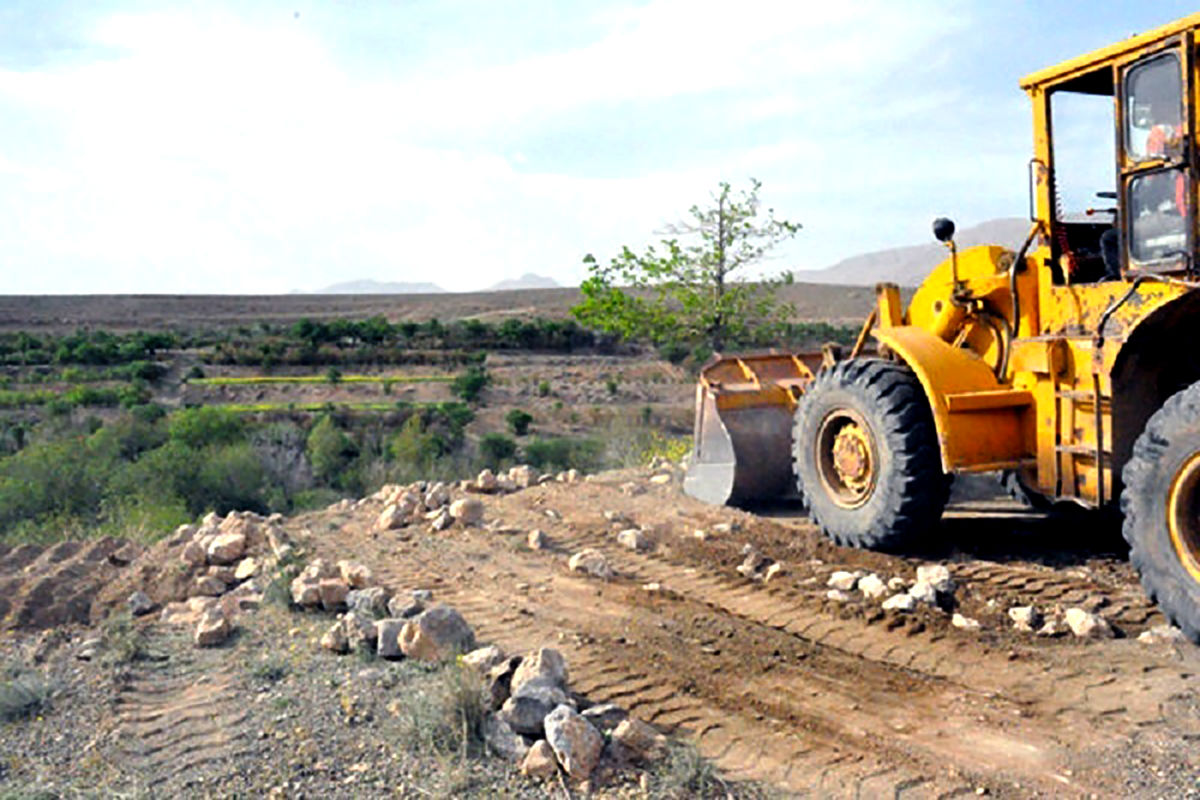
111,627,255,791
0,539,132,631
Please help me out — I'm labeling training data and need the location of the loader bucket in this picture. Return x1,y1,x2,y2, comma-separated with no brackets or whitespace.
683,353,821,506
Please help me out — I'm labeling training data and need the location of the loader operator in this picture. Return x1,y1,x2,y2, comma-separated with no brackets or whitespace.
1124,62,1187,265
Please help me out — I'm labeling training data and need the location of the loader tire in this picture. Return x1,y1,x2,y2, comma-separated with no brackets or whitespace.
793,358,949,551
1121,381,1200,643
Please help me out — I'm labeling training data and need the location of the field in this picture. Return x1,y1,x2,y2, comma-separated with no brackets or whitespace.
0,290,1196,798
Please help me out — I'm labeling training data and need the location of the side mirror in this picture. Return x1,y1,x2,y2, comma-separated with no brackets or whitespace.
932,217,956,243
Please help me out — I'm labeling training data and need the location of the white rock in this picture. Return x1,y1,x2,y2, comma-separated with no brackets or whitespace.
826,589,852,603
398,605,476,661
951,613,981,630
233,557,260,582
429,510,453,532
908,581,938,606
616,529,650,551
763,562,786,583
648,474,672,485
827,571,862,592
194,608,231,647
1138,624,1186,644
180,540,207,568
567,549,614,579
475,469,498,492
1064,607,1114,639
377,503,410,531
887,577,908,592
462,645,507,673
423,482,450,510
527,529,549,550
337,560,373,589
611,717,667,761
916,564,955,594
449,498,484,525
320,621,349,653
856,574,887,600
205,531,246,565
128,591,154,617
1008,606,1042,632
290,575,320,607
510,465,536,489
511,647,569,695
882,593,917,612
483,716,529,763
544,704,603,781
318,578,349,611
521,739,558,779
375,618,404,658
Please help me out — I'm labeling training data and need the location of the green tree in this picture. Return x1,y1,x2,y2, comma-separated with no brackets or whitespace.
168,407,244,449
572,179,800,352
306,415,356,483
451,366,490,403
505,409,534,437
478,433,517,470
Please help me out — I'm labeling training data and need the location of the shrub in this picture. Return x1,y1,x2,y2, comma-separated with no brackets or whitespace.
306,416,356,484
185,365,206,381
605,376,619,395
325,366,343,384
388,415,441,475
192,442,268,515
168,406,245,448
478,433,516,470
522,436,605,472
505,409,533,437
393,663,488,757
451,366,490,403
0,670,53,722
536,380,551,397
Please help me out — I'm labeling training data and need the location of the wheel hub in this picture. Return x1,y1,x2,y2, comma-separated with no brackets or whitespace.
1167,453,1200,584
815,410,878,509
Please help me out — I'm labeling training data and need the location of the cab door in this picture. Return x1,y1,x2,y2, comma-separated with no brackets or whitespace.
1118,35,1194,273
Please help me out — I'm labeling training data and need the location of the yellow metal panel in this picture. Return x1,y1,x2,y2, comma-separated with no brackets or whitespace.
876,283,904,328
873,326,1032,472
944,390,1034,413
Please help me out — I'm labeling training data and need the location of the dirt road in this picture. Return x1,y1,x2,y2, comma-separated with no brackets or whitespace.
301,471,1200,798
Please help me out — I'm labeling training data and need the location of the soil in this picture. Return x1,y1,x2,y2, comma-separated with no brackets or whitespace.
4,469,1197,798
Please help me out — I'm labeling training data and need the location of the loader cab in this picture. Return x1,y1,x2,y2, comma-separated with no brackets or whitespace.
1025,23,1197,283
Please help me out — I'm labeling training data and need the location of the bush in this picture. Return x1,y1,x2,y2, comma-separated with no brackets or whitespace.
522,436,605,472
0,670,53,722
325,366,343,384
185,365,206,381
478,433,516,470
306,416,355,485
168,406,245,448
388,415,442,475
393,663,488,757
451,366,490,403
505,409,533,437
536,380,551,397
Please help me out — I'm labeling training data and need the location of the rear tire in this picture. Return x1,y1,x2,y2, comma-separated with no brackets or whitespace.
793,358,950,551
1121,381,1200,643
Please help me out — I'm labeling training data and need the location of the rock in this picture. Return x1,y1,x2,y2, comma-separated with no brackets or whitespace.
620,481,645,496
616,529,650,551
827,571,862,592
1064,607,1114,639
738,550,771,579
952,613,981,630
387,594,424,619
567,549,614,579
916,564,955,594
603,510,631,525
412,589,433,604
826,589,853,603
76,637,102,661
180,540,207,567
1036,615,1068,637
449,498,484,525
377,503,410,530
565,469,580,483
648,474,672,485
398,605,475,662
207,565,238,585
882,593,917,612
1138,624,1186,644
611,717,667,761
347,587,390,618
320,622,349,654
908,581,938,606
887,577,908,592
195,608,231,647
500,682,572,735
462,645,507,673
483,715,529,762
291,575,321,607
205,531,247,565
1008,606,1042,632
429,510,453,532
857,573,887,600
511,647,569,695
342,611,377,651
487,656,522,710
337,561,373,589
713,522,738,534
508,465,535,489
693,529,709,542
581,703,628,734
527,529,549,550
162,596,218,626
544,704,603,781
475,469,499,492
424,482,450,510
763,562,786,583
375,618,405,659
318,578,349,611
521,739,559,779
127,591,155,617
192,574,228,597
234,557,260,582
169,523,197,546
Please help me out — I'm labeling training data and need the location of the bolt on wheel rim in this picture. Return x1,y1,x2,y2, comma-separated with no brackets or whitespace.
815,409,878,509
1167,453,1200,584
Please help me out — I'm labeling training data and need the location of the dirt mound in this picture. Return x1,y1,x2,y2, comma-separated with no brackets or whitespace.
0,538,142,631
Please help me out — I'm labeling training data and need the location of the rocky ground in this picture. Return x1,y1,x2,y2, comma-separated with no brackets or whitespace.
2,464,1200,798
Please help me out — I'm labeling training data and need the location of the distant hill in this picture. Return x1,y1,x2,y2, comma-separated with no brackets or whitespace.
317,279,446,294
797,218,1031,287
487,273,561,292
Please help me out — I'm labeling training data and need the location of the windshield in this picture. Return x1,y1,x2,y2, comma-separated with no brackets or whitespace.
1125,53,1183,162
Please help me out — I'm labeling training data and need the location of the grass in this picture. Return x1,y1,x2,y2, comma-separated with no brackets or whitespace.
190,374,452,386
392,662,488,757
215,401,425,413
0,669,53,723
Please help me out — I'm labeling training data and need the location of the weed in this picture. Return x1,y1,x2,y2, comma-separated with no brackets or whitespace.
392,662,487,757
536,380,551,397
251,658,290,684
651,741,727,798
101,613,151,665
0,670,53,723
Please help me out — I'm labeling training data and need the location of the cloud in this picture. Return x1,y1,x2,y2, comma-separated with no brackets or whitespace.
0,1,990,294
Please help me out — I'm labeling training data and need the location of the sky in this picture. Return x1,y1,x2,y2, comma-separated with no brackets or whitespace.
1,1,1197,294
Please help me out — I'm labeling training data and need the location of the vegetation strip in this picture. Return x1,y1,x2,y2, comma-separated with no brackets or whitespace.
190,375,453,386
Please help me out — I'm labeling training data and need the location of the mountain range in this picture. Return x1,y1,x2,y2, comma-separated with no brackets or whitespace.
314,272,561,294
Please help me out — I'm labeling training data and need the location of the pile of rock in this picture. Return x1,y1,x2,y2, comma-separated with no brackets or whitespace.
476,646,667,784
1007,604,1116,639
827,566,975,623
318,589,474,662
159,511,292,647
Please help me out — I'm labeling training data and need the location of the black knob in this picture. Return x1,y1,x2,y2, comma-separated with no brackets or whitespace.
932,217,956,243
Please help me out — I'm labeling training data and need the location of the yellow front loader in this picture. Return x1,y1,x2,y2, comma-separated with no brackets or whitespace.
685,13,1200,642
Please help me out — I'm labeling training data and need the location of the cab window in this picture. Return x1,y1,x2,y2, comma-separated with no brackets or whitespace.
1125,53,1183,163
